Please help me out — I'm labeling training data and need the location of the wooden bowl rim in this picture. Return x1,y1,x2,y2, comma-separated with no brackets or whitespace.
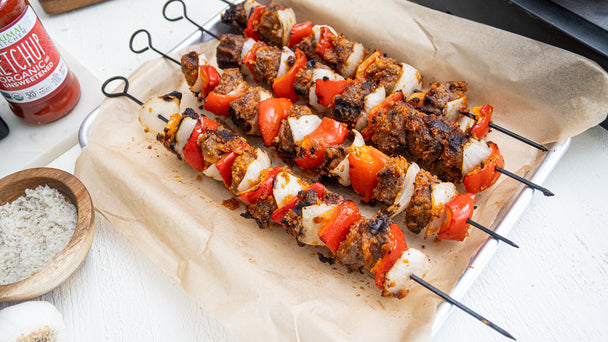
0,167,95,301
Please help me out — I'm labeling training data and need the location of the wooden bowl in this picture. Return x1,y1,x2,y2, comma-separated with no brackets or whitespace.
0,167,95,301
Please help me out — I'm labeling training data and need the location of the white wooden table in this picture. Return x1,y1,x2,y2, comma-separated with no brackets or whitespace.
1,1,607,341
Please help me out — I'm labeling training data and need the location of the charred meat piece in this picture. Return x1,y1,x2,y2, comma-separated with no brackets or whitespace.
359,54,402,93
197,127,245,165
368,101,466,182
221,2,248,34
275,105,311,158
373,156,411,206
214,68,245,95
181,52,199,87
229,86,269,135
217,34,247,69
281,186,343,240
255,3,287,47
404,171,438,234
336,213,393,271
331,79,375,128
242,196,278,229
292,34,321,63
419,81,468,116
252,44,282,84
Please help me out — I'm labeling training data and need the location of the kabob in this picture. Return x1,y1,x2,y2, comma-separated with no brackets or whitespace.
219,0,547,147
181,63,485,242
137,89,433,300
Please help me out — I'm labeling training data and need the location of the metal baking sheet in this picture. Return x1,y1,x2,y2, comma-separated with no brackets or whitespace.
78,4,572,337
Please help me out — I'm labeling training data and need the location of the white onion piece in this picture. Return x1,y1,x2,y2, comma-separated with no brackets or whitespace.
276,47,295,79
299,203,338,246
443,96,467,122
309,68,343,112
240,38,257,75
273,170,304,208
462,139,492,175
203,163,223,182
383,248,432,296
243,0,261,16
392,63,422,97
351,129,366,149
288,115,323,143
356,86,385,131
426,182,457,236
457,115,476,133
339,42,365,78
330,157,351,186
237,149,271,193
330,130,366,186
174,117,197,159
0,301,65,342
387,163,420,217
312,25,337,45
277,8,296,47
137,95,181,135
189,53,210,93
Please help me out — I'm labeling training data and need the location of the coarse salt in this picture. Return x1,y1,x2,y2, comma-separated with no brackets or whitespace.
0,185,77,285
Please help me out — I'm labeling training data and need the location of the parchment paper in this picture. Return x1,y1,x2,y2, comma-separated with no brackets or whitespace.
74,0,608,341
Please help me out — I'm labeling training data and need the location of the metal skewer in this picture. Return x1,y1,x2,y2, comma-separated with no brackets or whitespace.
102,78,515,341
460,112,548,152
162,0,220,40
410,274,516,340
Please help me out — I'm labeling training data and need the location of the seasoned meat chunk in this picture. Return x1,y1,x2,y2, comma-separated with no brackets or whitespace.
331,79,375,128
292,34,321,63
275,105,311,158
217,34,246,69
336,213,393,271
221,2,248,33
281,186,342,240
197,127,245,165
181,51,198,87
374,156,411,205
359,54,402,93
367,101,466,182
230,145,258,194
419,81,468,116
229,86,269,135
242,196,278,229
255,3,286,47
404,170,438,234
214,68,244,95
252,44,281,84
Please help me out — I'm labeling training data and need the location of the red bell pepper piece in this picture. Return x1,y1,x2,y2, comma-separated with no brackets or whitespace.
272,48,307,103
203,92,244,116
372,223,408,289
237,166,283,205
368,91,404,125
315,78,354,107
295,118,349,169
271,183,327,229
317,200,361,253
470,104,493,139
315,26,335,57
243,5,265,40
463,141,504,193
355,49,381,80
258,97,293,146
348,145,389,203
288,21,314,48
242,40,266,80
199,65,220,97
437,193,475,241
182,116,219,172
215,144,246,188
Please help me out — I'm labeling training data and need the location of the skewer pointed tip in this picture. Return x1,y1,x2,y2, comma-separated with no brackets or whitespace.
410,274,515,340
495,167,554,197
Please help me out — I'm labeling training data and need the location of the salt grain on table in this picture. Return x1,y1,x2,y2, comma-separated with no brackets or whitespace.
0,185,77,285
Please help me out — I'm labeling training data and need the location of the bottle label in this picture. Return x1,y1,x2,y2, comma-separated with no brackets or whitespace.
0,6,68,104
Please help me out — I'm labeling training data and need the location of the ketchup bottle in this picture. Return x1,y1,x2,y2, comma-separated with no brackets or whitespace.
0,0,80,124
